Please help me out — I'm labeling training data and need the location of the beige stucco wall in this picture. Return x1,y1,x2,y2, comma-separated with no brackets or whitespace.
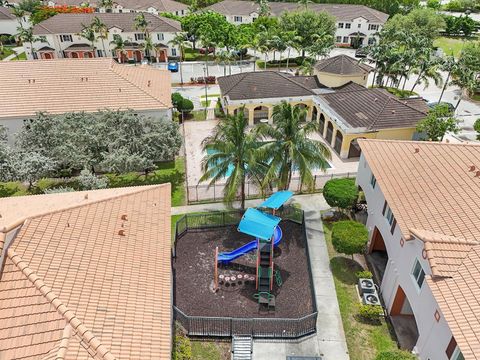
314,71,369,88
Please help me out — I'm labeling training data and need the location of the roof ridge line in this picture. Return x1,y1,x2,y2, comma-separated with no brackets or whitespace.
110,62,170,108
367,89,391,130
0,184,170,234
277,72,316,94
8,249,117,360
222,72,248,96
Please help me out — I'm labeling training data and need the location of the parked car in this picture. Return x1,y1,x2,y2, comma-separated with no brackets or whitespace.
355,47,368,58
168,61,179,72
427,101,455,114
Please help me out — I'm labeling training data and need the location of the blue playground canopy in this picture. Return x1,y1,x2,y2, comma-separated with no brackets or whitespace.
238,208,281,240
259,190,293,210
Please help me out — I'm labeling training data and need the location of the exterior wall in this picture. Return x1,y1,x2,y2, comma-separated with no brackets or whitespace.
0,108,172,144
357,156,456,360
314,71,369,88
0,18,18,36
27,28,179,60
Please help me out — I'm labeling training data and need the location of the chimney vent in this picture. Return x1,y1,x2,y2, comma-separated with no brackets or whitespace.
414,148,420,153
121,214,128,221
469,165,476,172
147,80,151,87
118,229,126,236
84,194,88,200
119,88,122,92
475,171,480,178
391,110,396,114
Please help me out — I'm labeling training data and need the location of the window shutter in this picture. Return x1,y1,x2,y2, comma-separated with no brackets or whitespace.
390,218,397,235
446,337,457,359
382,201,387,216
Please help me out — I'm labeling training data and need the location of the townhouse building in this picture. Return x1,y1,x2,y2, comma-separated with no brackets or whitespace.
29,12,181,61
357,139,479,360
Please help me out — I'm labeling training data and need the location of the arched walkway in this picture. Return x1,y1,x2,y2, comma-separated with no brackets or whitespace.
294,103,308,122
233,107,249,120
253,106,269,124
334,131,343,154
71,52,79,58
348,137,365,158
134,50,143,62
325,121,334,144
311,106,318,122
319,114,325,136
84,51,93,58
43,53,53,59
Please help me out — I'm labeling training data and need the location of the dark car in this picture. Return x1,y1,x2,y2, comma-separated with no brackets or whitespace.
168,61,179,72
355,47,368,58
427,101,455,114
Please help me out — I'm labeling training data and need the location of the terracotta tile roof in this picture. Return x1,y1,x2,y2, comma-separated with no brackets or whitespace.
218,71,323,100
0,6,14,20
0,58,171,120
206,1,389,22
50,0,188,12
428,246,480,359
359,139,480,359
318,88,428,130
410,229,477,278
0,184,172,359
33,13,181,35
314,55,373,75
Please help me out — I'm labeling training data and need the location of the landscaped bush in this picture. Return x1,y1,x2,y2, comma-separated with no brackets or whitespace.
356,270,373,279
357,304,383,322
331,220,368,258
190,76,216,84
172,92,184,109
444,0,480,12
473,118,480,139
323,178,359,212
375,350,417,360
179,98,194,115
172,334,192,360
214,98,226,118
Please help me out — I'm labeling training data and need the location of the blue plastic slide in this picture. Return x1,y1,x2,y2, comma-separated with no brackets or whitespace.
217,226,283,263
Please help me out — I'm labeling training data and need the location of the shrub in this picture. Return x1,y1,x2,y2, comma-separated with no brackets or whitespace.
178,98,194,114
172,92,184,109
77,169,108,190
332,220,368,258
357,304,383,322
172,335,192,360
356,270,373,279
43,186,76,194
375,350,417,360
323,178,359,212
474,118,480,140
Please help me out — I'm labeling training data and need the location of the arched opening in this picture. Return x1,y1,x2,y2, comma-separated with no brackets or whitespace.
43,52,52,59
334,130,343,154
311,106,318,122
390,285,419,351
71,52,79,58
253,106,268,125
233,107,249,120
325,121,334,144
84,51,93,58
348,137,365,159
367,227,388,282
294,103,307,122
319,113,325,136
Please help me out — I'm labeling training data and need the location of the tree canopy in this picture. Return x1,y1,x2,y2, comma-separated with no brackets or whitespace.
323,178,359,211
416,104,459,141
331,220,369,258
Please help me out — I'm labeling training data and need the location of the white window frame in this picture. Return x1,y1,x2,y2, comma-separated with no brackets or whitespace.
336,36,342,43
338,22,344,28
345,23,351,29
342,36,349,43
358,23,361,28
171,48,177,56
384,204,394,225
451,347,465,360
157,33,164,41
135,33,145,41
59,34,73,42
369,24,379,31
234,16,242,22
411,259,426,290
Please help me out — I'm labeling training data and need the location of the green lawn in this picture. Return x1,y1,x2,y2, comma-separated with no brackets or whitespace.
0,158,186,206
0,46,15,60
12,51,26,60
184,48,215,62
201,100,211,107
191,341,230,360
370,86,418,99
200,93,220,99
433,36,476,58
185,110,207,121
323,221,397,360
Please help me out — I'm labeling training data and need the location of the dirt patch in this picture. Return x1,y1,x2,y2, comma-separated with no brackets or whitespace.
173,220,314,318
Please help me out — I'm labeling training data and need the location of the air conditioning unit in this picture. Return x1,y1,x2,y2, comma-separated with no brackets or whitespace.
363,291,381,306
358,278,375,295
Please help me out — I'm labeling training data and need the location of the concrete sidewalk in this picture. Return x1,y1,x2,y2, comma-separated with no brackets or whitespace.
172,194,350,359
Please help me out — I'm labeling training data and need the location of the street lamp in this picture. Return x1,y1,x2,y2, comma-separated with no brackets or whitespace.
203,64,208,120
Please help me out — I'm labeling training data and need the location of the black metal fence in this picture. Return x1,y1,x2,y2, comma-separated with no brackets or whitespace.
173,207,318,338
186,172,356,204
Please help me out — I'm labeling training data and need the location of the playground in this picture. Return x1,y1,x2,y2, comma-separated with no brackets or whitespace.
173,192,316,324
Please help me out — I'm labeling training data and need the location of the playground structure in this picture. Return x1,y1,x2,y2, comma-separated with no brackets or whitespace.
214,191,293,308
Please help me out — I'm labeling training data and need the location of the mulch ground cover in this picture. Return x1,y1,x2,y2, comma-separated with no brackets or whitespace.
173,220,314,318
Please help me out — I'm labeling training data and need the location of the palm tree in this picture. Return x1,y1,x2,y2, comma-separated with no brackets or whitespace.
134,13,149,36
0,34,12,54
282,31,300,69
90,17,108,57
17,27,46,55
200,111,264,209
11,7,26,31
142,34,154,62
410,56,443,93
79,24,96,57
246,35,261,72
255,101,331,191
110,35,126,63
257,0,270,17
451,66,477,109
438,55,457,103
168,32,191,85
98,0,113,12
216,50,233,76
